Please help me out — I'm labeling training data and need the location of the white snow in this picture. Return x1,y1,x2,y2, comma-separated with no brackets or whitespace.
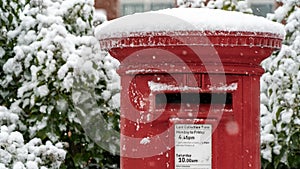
260,1,299,165
36,85,49,97
281,109,293,124
140,137,151,145
1,0,120,167
109,93,120,109
0,106,66,168
2,58,15,74
148,81,200,92
0,47,5,58
148,81,237,92
96,8,285,40
56,99,68,112
209,83,238,91
126,69,166,75
8,131,24,144
93,9,107,26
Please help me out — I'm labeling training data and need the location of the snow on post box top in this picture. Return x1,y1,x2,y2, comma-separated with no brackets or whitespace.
95,8,285,64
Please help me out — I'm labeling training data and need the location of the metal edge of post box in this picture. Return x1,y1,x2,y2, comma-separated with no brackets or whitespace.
97,9,284,169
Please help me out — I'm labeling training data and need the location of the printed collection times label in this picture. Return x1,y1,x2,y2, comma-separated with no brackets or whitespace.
175,124,212,169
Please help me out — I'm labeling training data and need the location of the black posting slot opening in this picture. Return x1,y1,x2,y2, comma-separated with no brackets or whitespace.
155,93,232,106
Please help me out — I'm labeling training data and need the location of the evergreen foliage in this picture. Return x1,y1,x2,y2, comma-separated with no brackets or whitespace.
176,0,252,13
0,0,120,168
261,0,300,168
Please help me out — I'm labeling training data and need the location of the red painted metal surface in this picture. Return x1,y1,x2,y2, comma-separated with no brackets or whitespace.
99,30,282,169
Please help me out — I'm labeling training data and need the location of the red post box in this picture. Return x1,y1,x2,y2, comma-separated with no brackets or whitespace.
96,8,284,169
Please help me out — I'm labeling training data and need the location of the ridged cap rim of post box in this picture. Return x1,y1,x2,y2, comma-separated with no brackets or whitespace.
97,30,282,51
96,8,285,65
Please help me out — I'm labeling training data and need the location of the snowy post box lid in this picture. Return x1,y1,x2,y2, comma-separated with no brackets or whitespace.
95,8,285,65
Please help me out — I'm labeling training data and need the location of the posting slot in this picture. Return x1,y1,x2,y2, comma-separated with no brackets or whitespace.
155,92,233,111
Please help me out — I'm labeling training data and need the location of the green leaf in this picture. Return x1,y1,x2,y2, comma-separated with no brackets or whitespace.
265,163,274,169
273,145,287,168
36,128,48,140
287,151,300,169
277,162,289,169
8,13,13,24
276,107,284,120
289,131,300,151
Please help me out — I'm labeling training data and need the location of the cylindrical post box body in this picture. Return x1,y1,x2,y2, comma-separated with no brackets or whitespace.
96,8,284,169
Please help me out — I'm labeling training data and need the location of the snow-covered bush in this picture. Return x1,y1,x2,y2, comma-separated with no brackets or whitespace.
0,0,23,105
1,0,120,168
0,106,66,169
177,0,252,13
261,0,300,168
